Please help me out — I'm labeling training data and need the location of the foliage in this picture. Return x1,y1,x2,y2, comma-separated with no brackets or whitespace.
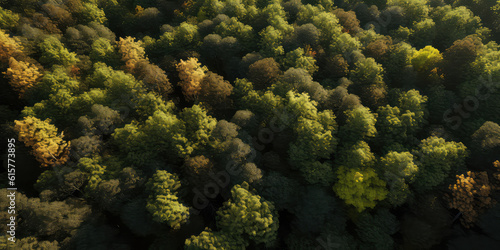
198,71,233,108
216,182,279,246
38,36,79,67
3,0,500,247
145,170,190,229
340,106,377,143
333,165,388,212
471,121,500,166
282,47,318,75
355,209,399,250
412,136,468,191
379,151,418,206
431,5,483,49
185,228,247,249
0,189,91,241
4,57,42,98
14,116,70,167
117,36,146,73
0,29,22,67
0,7,19,30
177,57,208,100
247,57,281,90
448,171,496,228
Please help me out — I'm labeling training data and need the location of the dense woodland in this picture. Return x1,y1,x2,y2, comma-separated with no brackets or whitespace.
1,0,500,249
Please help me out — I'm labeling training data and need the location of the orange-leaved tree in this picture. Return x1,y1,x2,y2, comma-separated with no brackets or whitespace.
14,116,70,167
4,58,42,98
448,170,497,228
176,57,207,101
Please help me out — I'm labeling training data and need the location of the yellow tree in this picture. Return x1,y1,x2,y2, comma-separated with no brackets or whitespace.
117,36,146,73
333,165,388,212
4,58,42,98
176,57,207,101
0,29,22,67
410,45,443,84
14,116,70,167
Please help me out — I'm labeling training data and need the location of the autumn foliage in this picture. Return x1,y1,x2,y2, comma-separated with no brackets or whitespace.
117,36,146,73
14,116,70,167
176,57,207,100
448,170,496,228
4,58,42,98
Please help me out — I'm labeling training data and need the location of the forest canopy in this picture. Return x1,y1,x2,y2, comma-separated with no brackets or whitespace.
1,0,500,249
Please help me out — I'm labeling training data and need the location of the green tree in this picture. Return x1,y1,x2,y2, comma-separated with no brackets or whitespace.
310,12,343,48
282,47,318,75
336,141,376,169
441,36,482,88
0,189,91,241
289,23,320,49
0,6,20,30
470,121,500,167
387,0,429,26
286,92,337,185
355,209,399,250
28,65,80,102
185,229,247,250
379,151,418,206
173,22,201,49
340,106,377,143
375,105,408,146
349,57,387,108
180,104,217,153
216,182,279,246
431,5,483,49
324,83,362,120
383,42,416,88
333,165,388,212
214,17,254,49
412,136,468,191
259,25,285,58
79,2,107,24
38,36,79,67
410,18,436,49
89,37,120,66
145,170,190,229
410,45,443,83
397,89,428,134
273,68,327,104
112,110,188,166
